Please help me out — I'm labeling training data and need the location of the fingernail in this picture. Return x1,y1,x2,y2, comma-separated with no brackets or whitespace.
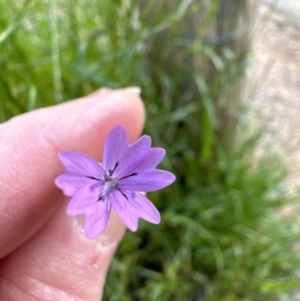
74,215,85,235
90,88,112,96
74,211,125,249
123,86,142,95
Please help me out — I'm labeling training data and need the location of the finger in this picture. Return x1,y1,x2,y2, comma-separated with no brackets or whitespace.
0,88,145,258
0,200,124,301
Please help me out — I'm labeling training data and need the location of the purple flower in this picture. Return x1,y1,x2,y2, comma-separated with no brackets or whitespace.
55,125,175,238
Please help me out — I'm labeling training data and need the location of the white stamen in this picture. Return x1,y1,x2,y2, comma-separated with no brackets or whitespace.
100,176,118,200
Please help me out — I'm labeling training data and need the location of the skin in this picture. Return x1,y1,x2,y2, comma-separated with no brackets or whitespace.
0,88,145,301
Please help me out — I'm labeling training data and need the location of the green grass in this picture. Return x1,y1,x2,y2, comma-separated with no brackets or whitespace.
1,0,300,300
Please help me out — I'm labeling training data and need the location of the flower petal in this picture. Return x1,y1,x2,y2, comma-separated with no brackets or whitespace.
84,201,111,238
57,151,105,178
66,181,103,216
126,192,161,224
114,135,151,178
118,170,175,192
55,173,90,196
102,125,129,172
134,148,166,174
110,190,139,231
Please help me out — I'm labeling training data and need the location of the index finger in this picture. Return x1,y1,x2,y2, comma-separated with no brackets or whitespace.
0,88,145,258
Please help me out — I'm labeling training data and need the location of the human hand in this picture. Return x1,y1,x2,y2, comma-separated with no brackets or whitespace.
0,88,145,300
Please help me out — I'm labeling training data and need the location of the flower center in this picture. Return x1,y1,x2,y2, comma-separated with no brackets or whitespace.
99,175,118,200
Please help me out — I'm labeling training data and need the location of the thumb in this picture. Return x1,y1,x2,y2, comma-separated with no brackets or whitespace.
0,200,125,301
0,88,145,300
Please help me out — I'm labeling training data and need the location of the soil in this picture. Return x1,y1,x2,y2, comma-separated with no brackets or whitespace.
248,1,300,189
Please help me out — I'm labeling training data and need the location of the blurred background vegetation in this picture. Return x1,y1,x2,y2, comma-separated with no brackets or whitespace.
1,0,300,300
